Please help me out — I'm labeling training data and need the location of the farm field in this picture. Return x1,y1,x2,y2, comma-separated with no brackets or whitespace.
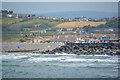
56,22,106,28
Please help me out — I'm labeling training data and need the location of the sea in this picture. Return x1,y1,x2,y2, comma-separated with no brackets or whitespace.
41,11,118,19
2,53,118,78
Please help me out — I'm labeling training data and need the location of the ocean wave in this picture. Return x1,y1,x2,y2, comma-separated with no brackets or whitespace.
61,58,117,63
42,63,116,68
28,57,61,62
28,57,117,63
2,53,118,63
2,54,29,59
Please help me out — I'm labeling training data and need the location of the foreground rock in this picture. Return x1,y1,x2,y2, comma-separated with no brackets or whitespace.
44,43,120,56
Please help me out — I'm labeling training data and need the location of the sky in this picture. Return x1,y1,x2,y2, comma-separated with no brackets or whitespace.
2,0,120,2
2,2,118,14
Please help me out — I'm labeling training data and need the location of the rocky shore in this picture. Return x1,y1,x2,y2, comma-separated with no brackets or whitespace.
2,42,120,56
43,43,120,56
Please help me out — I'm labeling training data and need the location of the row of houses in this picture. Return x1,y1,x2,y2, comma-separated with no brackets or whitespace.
38,16,115,22
31,33,119,43
74,16,116,22
38,16,73,22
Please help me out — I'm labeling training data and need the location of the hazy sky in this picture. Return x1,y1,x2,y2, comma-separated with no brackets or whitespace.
2,0,120,2
2,2,118,14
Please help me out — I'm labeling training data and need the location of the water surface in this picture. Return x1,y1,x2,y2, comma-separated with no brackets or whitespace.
2,53,118,78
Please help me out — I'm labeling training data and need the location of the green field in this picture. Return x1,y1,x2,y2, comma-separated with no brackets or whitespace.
2,18,63,41
3,18,62,31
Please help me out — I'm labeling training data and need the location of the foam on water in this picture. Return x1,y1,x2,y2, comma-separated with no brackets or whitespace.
2,53,118,63
2,54,28,59
28,56,117,63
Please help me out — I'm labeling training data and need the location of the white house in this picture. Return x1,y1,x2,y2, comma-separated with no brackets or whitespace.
7,14,12,18
39,30,47,33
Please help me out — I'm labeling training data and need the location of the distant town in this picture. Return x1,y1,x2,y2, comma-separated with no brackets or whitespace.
1,10,120,44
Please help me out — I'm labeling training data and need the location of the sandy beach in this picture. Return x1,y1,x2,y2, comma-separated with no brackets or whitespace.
1,42,64,52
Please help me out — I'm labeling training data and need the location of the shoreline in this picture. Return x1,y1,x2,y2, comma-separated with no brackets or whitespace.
1,43,119,56
1,42,64,52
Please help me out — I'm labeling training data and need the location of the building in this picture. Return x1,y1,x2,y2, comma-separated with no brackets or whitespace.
109,39,119,43
109,37,119,43
43,36,54,42
32,36,45,43
7,14,12,18
104,28,114,32
56,28,63,32
39,30,47,33
88,39,100,43
56,36,77,42
101,37,110,43
54,35,87,42
74,16,88,22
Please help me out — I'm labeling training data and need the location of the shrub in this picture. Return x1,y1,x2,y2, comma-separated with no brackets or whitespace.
20,39,26,42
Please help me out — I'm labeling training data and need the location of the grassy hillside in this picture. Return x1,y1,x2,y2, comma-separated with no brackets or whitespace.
55,22,106,28
2,18,62,40
3,18,62,31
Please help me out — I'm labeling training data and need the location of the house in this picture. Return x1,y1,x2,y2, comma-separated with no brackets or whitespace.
88,18,93,21
32,36,45,43
39,30,47,33
77,37,85,43
109,39,119,43
53,35,58,39
94,34,116,40
11,14,18,18
52,17,58,20
8,13,28,18
43,36,54,41
61,18,64,21
109,37,119,43
68,19,72,21
88,39,100,43
104,28,114,32
101,37,110,43
56,36,77,42
102,18,110,21
74,16,88,22
23,28,32,31
56,28,63,32
32,39,43,43
67,28,73,31
7,14,12,18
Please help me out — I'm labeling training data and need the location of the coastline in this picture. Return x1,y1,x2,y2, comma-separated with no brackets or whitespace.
48,43,119,56
1,42,64,53
1,42,119,56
